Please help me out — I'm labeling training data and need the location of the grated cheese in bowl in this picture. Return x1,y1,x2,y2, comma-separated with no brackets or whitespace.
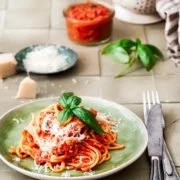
23,45,77,74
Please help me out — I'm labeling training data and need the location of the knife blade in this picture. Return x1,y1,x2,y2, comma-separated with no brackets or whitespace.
147,104,163,180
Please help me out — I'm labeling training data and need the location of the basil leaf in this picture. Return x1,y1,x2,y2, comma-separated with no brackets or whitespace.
136,38,142,45
104,46,130,64
59,92,74,107
102,39,136,55
101,41,120,55
145,44,163,58
73,107,104,134
67,95,81,108
137,44,155,71
119,39,137,51
58,109,73,124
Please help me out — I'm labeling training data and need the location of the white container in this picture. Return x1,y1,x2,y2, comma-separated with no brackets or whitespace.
113,0,156,14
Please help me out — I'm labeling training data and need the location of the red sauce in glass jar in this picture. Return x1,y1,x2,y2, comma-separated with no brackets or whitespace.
64,2,114,45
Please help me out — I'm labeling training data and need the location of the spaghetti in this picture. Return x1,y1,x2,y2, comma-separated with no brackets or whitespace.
9,103,125,172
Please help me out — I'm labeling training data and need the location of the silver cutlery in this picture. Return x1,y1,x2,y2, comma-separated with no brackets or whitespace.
143,91,163,180
143,91,180,180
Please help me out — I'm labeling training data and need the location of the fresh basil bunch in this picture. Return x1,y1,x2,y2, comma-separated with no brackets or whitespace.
58,92,104,134
102,38,163,77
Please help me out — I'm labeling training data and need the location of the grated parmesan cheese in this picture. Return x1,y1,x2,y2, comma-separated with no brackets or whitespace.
61,171,71,177
23,46,69,73
72,78,78,84
38,115,86,153
34,161,50,174
83,170,95,176
13,156,20,162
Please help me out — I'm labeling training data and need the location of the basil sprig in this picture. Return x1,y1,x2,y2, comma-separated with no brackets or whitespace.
102,38,163,77
58,92,104,134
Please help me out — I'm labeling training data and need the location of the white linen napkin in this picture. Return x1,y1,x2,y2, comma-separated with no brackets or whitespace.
156,0,180,65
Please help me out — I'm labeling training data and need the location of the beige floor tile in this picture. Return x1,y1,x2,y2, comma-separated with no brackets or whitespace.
165,120,180,166
5,10,50,29
51,8,66,29
35,76,102,98
145,22,166,50
0,0,6,9
160,103,180,127
49,30,100,76
0,10,5,30
8,0,51,9
100,76,155,104
49,29,72,46
112,19,146,42
0,171,33,180
154,76,180,103
105,169,149,180
0,161,11,170
0,29,49,53
153,60,180,76
152,50,180,75
0,169,149,180
52,0,84,8
100,54,152,77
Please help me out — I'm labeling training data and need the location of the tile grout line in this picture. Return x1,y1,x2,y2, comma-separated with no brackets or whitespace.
98,48,102,77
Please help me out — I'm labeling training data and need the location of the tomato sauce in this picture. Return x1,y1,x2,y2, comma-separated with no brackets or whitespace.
64,2,114,45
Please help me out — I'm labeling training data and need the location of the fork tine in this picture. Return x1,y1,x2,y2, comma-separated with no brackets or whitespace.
155,91,165,128
143,92,147,125
152,91,155,105
147,91,151,110
155,91,160,104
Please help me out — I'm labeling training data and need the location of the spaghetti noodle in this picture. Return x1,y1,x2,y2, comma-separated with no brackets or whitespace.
9,103,124,172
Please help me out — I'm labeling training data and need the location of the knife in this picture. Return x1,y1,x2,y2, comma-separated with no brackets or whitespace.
162,141,180,180
161,115,180,180
147,104,163,180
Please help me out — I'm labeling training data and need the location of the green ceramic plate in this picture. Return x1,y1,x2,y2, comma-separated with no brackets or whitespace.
0,97,148,180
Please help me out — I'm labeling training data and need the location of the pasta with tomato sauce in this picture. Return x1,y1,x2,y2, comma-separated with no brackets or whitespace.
9,103,125,172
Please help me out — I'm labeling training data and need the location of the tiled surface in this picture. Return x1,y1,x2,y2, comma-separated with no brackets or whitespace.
0,0,6,9
100,76,155,103
145,22,166,50
165,120,180,166
112,19,147,42
0,10,5,30
0,167,149,180
155,76,180,103
51,8,66,29
0,0,180,179
7,0,51,9
5,10,50,29
0,29,49,53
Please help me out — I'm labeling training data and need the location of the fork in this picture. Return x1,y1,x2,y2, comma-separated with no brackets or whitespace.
143,91,180,180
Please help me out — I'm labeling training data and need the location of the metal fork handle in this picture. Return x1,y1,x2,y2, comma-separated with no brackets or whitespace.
150,156,162,180
162,141,180,180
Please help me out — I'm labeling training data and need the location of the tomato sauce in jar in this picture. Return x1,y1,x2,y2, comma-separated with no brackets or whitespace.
64,2,114,45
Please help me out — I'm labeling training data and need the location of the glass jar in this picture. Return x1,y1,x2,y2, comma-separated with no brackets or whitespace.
63,1,114,46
